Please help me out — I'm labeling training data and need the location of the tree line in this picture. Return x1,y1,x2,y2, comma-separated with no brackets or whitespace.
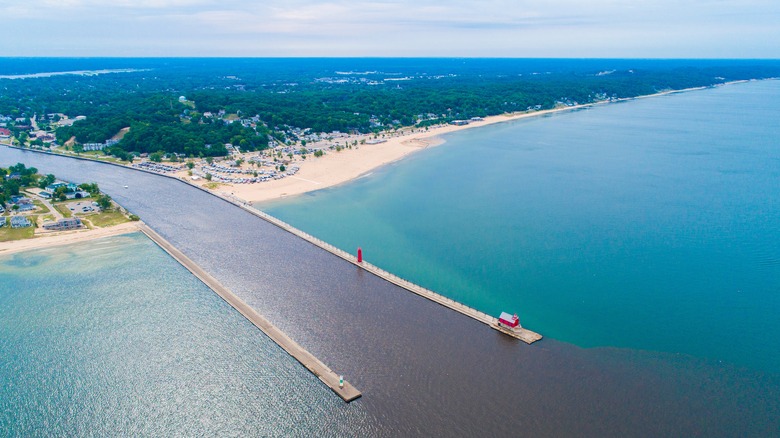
1,59,779,159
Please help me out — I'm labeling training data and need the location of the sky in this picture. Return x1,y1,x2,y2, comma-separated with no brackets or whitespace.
0,0,778,58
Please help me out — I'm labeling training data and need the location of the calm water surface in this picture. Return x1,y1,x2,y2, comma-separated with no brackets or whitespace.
0,235,374,436
263,80,780,374
1,82,779,436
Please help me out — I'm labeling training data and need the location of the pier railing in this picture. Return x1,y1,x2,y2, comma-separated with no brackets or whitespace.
253,209,498,322
248,208,541,343
0,145,540,344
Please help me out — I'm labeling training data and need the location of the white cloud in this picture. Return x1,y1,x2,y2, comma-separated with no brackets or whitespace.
0,0,777,56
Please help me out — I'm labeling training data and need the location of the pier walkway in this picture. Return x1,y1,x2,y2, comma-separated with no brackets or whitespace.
1,144,542,345
237,209,543,344
139,224,361,403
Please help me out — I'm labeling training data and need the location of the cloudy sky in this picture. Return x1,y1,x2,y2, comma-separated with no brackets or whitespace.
1,0,778,57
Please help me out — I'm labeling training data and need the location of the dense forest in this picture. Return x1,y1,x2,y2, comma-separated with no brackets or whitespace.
1,58,779,158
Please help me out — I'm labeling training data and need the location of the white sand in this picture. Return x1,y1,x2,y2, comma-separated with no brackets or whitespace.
171,83,749,204
0,221,142,257
179,107,592,204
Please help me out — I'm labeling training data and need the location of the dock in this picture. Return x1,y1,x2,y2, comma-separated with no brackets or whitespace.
139,224,361,403
492,324,543,343
246,209,543,344
14,144,542,346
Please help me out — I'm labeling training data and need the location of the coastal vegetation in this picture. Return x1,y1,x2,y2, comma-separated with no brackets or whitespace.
2,59,779,161
0,162,133,241
85,210,128,228
0,163,39,205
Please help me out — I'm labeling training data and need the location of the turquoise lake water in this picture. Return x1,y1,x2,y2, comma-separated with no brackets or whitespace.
263,80,780,374
0,234,374,436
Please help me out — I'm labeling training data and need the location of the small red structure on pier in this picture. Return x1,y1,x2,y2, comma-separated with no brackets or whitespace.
498,312,520,329
357,247,363,263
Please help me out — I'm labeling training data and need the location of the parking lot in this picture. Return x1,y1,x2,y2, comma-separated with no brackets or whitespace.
65,200,100,215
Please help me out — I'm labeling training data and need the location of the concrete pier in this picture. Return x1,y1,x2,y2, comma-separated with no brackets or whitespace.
2,144,542,344
246,209,543,344
138,224,362,403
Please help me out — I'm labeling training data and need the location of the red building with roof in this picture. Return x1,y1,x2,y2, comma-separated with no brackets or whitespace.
498,312,520,329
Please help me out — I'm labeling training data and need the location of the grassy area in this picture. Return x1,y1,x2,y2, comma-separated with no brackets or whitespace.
203,182,225,189
53,204,73,218
0,216,36,242
77,152,125,163
46,148,130,164
84,210,130,228
32,200,51,214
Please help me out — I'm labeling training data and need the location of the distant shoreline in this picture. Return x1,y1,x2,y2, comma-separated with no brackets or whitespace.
0,69,149,80
219,79,759,205
2,79,769,206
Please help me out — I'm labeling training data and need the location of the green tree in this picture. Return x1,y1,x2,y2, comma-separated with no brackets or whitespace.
96,194,112,210
4,180,20,196
38,174,56,189
149,151,163,162
186,161,195,170
55,186,68,201
78,183,100,196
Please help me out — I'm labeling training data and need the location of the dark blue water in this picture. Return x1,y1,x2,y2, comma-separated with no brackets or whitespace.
263,80,780,374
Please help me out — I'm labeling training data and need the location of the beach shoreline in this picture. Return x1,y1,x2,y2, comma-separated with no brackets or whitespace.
0,221,142,257
2,79,761,207
182,81,752,205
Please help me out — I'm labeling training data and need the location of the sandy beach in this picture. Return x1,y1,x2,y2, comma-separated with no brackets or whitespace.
177,82,746,205
0,221,142,257
177,104,609,204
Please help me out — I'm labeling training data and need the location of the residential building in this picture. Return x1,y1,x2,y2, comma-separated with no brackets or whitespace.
43,217,82,231
45,182,68,194
10,216,32,228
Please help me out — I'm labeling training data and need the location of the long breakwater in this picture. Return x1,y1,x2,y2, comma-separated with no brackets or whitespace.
5,85,779,436
138,224,361,402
